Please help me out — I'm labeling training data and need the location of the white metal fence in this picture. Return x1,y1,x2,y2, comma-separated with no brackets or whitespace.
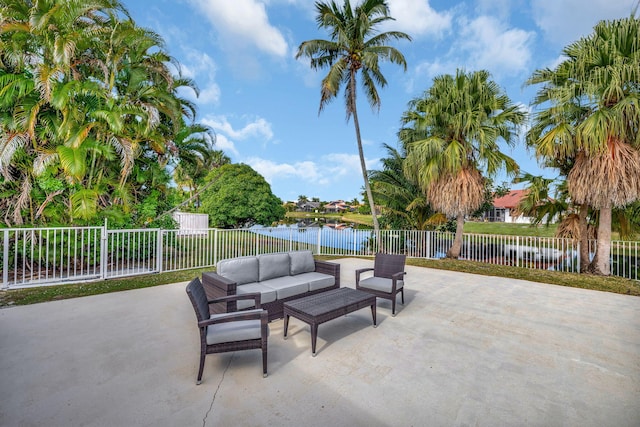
1,225,638,289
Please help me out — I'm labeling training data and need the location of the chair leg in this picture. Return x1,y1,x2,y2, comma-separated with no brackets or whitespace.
196,350,206,385
262,347,268,378
401,288,405,304
391,297,396,317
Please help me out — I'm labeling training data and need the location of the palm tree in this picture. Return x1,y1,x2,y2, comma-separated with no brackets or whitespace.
526,17,640,275
369,143,432,229
401,69,526,258
296,0,411,237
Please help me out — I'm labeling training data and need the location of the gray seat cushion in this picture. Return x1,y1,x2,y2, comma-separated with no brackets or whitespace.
289,250,316,275
261,275,309,299
258,253,291,281
236,282,277,310
217,256,259,285
359,276,404,294
206,310,266,345
295,272,335,291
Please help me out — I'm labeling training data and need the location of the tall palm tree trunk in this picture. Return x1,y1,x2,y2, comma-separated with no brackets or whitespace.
349,71,380,237
590,206,611,275
447,213,465,258
577,203,590,273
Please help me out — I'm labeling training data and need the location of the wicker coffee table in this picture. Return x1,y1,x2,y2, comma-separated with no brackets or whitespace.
283,287,377,356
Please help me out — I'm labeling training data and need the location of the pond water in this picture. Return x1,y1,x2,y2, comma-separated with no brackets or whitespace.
279,216,371,230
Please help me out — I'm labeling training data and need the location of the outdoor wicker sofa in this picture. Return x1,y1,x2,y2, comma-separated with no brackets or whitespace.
202,251,340,322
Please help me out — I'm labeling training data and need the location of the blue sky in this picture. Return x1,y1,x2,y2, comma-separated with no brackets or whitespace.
123,0,635,203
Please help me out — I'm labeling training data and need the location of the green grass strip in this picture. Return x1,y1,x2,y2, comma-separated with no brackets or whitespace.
1,256,637,308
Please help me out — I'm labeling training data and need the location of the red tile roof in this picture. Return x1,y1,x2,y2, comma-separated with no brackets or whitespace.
493,189,528,209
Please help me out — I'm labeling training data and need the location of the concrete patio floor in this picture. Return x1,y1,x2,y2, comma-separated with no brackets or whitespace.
1,258,639,427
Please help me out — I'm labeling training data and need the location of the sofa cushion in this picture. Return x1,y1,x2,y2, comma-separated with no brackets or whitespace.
236,282,277,310
258,253,291,282
206,310,265,345
359,276,404,293
217,256,258,285
295,272,335,291
261,276,309,299
289,250,316,275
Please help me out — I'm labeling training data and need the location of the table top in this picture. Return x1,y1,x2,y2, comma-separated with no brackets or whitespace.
283,288,375,317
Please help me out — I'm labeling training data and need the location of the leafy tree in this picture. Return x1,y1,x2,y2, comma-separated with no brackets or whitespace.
200,164,285,228
296,0,411,236
401,69,526,258
526,17,640,275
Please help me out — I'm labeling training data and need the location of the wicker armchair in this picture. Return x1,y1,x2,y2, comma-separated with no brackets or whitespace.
355,253,407,316
186,278,268,384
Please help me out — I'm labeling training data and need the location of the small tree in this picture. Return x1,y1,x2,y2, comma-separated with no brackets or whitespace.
200,164,285,228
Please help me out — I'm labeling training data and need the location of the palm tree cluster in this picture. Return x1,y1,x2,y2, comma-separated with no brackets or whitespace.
0,0,222,226
368,15,638,276
525,16,640,275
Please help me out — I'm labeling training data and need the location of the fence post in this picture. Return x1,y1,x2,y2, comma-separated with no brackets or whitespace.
289,227,293,252
317,227,322,255
156,229,163,273
100,219,108,280
353,229,357,256
2,229,9,289
426,231,431,259
576,240,581,273
213,229,218,266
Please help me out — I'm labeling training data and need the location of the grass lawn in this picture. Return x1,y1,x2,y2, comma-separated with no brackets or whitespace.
285,211,372,227
463,221,558,236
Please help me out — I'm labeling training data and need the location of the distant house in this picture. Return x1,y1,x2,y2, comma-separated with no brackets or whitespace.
483,190,534,224
324,200,350,213
296,201,321,212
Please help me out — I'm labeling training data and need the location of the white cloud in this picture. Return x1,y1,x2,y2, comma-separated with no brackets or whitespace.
244,153,379,189
408,59,457,92
197,85,222,105
203,116,274,141
188,0,288,57
456,15,535,76
324,153,380,177
475,0,512,20
246,158,329,185
532,0,634,47
386,0,453,37
176,48,221,105
212,134,239,157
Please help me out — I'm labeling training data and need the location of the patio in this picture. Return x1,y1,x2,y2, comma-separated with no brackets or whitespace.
1,258,639,426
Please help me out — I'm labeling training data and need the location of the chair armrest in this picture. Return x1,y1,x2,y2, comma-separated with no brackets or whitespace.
391,271,406,281
315,260,341,287
198,308,267,327
208,292,262,308
202,271,237,296
355,267,374,284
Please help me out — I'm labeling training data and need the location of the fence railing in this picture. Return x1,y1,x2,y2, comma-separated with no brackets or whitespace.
1,225,638,289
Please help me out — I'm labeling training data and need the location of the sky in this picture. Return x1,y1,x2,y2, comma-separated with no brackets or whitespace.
123,0,636,203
